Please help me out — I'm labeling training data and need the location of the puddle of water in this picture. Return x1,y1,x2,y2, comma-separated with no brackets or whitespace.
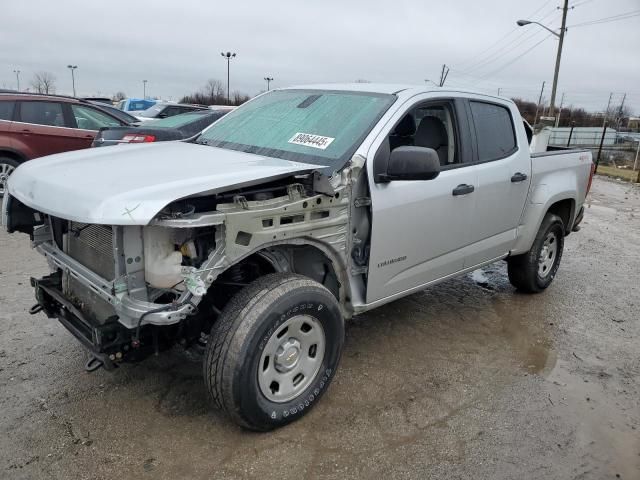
545,360,640,478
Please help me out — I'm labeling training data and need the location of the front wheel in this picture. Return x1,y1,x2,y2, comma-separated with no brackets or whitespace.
203,273,344,431
0,157,20,198
507,213,565,293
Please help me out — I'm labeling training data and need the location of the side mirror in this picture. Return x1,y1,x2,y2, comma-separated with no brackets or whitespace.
377,146,440,182
158,112,168,118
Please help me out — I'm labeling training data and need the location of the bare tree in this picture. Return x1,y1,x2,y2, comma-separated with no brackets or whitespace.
113,91,126,102
232,91,250,106
31,71,56,94
204,79,225,104
180,78,243,106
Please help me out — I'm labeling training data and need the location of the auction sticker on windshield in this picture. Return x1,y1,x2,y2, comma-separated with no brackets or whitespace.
288,132,335,150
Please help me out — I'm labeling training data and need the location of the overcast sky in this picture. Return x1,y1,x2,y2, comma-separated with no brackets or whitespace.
2,0,639,113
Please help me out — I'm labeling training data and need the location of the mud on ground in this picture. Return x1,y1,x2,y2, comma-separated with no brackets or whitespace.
0,177,638,479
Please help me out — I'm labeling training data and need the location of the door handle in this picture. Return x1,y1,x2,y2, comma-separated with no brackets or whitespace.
452,184,475,196
511,172,528,183
21,128,32,134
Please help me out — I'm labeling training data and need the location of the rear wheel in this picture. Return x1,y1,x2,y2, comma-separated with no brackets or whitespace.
0,157,20,197
203,273,344,431
507,213,565,293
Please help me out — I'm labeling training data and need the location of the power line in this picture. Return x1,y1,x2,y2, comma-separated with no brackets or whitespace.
453,0,555,69
458,8,561,74
479,35,553,79
463,28,549,75
570,0,595,8
568,9,640,27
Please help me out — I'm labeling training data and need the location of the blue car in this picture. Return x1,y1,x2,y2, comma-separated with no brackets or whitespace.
116,98,156,112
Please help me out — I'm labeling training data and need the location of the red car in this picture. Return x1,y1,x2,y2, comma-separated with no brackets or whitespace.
0,93,131,196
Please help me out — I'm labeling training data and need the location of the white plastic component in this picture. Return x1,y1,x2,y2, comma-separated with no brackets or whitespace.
143,226,183,289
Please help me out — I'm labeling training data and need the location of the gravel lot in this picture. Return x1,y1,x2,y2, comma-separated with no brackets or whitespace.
0,176,638,480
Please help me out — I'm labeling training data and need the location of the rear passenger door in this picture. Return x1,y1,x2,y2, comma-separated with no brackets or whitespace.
15,101,78,158
464,100,532,267
0,101,17,152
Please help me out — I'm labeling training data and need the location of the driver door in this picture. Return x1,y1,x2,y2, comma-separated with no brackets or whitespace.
365,98,477,304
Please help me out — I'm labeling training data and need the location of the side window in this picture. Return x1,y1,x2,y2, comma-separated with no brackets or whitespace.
0,101,15,121
388,102,459,166
71,105,121,130
19,101,66,127
469,101,517,161
162,106,179,117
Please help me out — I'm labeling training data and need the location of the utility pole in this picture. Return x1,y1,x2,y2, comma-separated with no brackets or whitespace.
13,70,20,91
264,77,274,91
534,81,545,125
555,92,565,127
497,88,502,96
143,79,147,98
439,64,450,87
67,65,78,97
548,0,569,119
602,92,613,127
616,93,627,129
220,51,237,105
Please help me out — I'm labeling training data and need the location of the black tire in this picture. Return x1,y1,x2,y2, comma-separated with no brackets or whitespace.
507,213,565,293
204,273,344,431
0,156,21,198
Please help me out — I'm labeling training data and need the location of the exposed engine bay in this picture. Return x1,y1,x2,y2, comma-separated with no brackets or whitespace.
5,162,371,369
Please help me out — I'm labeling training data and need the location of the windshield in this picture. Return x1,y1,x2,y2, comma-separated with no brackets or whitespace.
150,111,207,128
197,89,395,172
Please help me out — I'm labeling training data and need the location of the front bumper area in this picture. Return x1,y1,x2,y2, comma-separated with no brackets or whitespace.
32,272,120,370
36,240,196,329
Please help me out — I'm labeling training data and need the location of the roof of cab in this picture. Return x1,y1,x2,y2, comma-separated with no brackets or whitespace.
284,83,418,95
280,83,512,104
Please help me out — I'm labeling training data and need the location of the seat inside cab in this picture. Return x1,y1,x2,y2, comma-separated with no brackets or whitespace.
388,105,457,166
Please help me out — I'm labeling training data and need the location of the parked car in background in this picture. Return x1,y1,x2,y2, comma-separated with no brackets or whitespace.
87,101,140,125
116,98,156,112
82,97,113,105
0,93,133,195
92,109,230,147
134,102,209,122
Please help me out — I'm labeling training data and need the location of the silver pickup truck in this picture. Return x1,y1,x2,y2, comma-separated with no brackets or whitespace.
3,84,594,430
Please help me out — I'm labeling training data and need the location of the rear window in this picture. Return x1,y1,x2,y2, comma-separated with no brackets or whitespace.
19,101,65,127
198,90,395,173
0,101,15,121
138,104,165,118
151,111,207,128
470,101,517,161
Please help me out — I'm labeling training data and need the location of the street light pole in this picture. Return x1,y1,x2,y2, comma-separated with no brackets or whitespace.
143,79,148,98
264,77,274,91
220,51,236,105
517,0,569,119
13,70,20,91
67,65,78,97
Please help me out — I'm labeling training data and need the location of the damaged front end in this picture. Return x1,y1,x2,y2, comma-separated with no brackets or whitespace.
4,168,356,369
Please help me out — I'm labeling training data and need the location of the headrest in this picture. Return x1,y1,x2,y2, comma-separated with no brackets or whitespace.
393,114,416,137
414,116,448,149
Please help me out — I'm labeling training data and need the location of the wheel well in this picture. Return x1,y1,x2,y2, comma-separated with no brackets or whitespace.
206,245,342,316
547,199,574,234
0,150,25,162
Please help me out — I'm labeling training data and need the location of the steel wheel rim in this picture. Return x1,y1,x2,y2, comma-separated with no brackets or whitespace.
258,314,325,403
0,162,15,196
538,232,558,278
